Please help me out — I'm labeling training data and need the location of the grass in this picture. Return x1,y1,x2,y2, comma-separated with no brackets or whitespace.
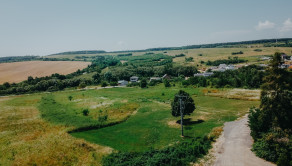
69,85,259,152
0,95,111,165
0,85,259,165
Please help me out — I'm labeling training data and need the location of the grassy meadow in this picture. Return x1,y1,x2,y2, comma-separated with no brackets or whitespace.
0,84,259,165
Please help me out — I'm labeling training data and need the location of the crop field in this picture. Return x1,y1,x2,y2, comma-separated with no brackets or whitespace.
0,61,91,84
0,85,259,165
46,46,292,67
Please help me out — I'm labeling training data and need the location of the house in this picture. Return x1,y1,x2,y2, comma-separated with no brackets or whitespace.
281,54,289,61
150,77,161,82
280,64,290,69
162,74,171,80
261,56,271,61
118,80,128,86
212,64,236,72
194,72,214,77
130,76,139,82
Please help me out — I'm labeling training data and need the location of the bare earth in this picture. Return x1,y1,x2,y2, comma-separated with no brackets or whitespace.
0,61,91,84
213,115,275,166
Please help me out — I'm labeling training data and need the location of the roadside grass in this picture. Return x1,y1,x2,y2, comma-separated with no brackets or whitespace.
0,95,111,166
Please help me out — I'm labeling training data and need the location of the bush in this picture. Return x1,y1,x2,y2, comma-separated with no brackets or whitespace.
68,96,73,101
102,137,211,166
101,82,108,87
82,109,89,116
252,138,277,162
164,79,171,87
110,82,118,86
79,82,87,89
140,79,147,88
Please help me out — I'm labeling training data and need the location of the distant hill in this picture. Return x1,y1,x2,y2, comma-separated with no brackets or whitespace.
48,38,292,55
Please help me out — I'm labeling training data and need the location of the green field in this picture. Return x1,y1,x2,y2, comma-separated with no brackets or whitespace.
36,85,259,152
0,84,259,165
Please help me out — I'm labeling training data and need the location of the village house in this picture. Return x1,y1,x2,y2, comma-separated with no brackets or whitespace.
130,76,139,82
194,72,214,77
149,77,161,82
118,80,128,86
162,74,171,80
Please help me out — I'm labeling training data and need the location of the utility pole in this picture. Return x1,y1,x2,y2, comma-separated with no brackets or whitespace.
177,95,187,137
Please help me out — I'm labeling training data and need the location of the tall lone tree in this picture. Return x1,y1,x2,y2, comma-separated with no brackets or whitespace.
171,90,196,136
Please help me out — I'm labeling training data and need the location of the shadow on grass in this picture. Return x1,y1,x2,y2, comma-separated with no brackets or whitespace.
176,118,204,126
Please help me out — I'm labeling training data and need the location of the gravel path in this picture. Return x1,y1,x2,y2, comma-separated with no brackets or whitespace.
213,115,275,166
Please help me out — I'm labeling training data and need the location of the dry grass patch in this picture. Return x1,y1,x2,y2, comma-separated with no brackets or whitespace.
0,96,111,166
203,88,260,101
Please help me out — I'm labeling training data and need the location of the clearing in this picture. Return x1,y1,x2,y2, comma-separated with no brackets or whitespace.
0,61,91,84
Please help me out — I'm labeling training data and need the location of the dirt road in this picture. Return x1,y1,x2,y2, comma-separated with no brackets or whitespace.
213,115,275,166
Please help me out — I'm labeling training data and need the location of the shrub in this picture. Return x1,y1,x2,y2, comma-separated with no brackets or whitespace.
68,96,73,101
102,137,211,166
101,81,108,87
140,79,147,88
110,82,118,86
82,109,89,116
79,82,87,89
164,79,171,87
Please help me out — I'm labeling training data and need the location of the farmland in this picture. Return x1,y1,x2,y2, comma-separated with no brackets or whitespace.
46,46,292,67
0,85,259,165
0,61,91,84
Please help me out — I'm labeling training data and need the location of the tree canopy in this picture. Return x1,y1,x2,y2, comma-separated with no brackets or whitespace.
171,90,195,117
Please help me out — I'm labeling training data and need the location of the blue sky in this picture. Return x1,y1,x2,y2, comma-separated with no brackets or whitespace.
0,0,292,57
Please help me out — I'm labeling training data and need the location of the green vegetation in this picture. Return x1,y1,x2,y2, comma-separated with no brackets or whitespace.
185,57,194,62
206,56,247,66
102,137,211,166
231,51,244,55
248,52,292,165
68,86,258,152
171,90,195,117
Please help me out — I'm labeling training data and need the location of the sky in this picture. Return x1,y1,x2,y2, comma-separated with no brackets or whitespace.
0,0,292,57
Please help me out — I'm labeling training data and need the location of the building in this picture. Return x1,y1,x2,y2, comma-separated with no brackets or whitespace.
162,74,171,80
130,76,139,82
118,80,128,86
150,77,161,82
194,72,214,77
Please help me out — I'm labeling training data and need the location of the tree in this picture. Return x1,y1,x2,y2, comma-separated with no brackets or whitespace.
248,52,292,164
260,52,292,130
171,90,196,136
92,73,101,84
140,79,147,88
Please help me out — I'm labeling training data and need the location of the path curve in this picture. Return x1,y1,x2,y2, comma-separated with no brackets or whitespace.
213,115,275,166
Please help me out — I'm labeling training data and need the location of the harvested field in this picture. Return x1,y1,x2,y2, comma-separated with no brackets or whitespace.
0,61,91,84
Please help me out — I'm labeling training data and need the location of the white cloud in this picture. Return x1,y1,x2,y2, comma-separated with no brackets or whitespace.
280,18,292,32
255,20,275,30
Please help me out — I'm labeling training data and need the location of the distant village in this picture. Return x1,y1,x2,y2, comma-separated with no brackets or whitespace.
117,53,292,87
